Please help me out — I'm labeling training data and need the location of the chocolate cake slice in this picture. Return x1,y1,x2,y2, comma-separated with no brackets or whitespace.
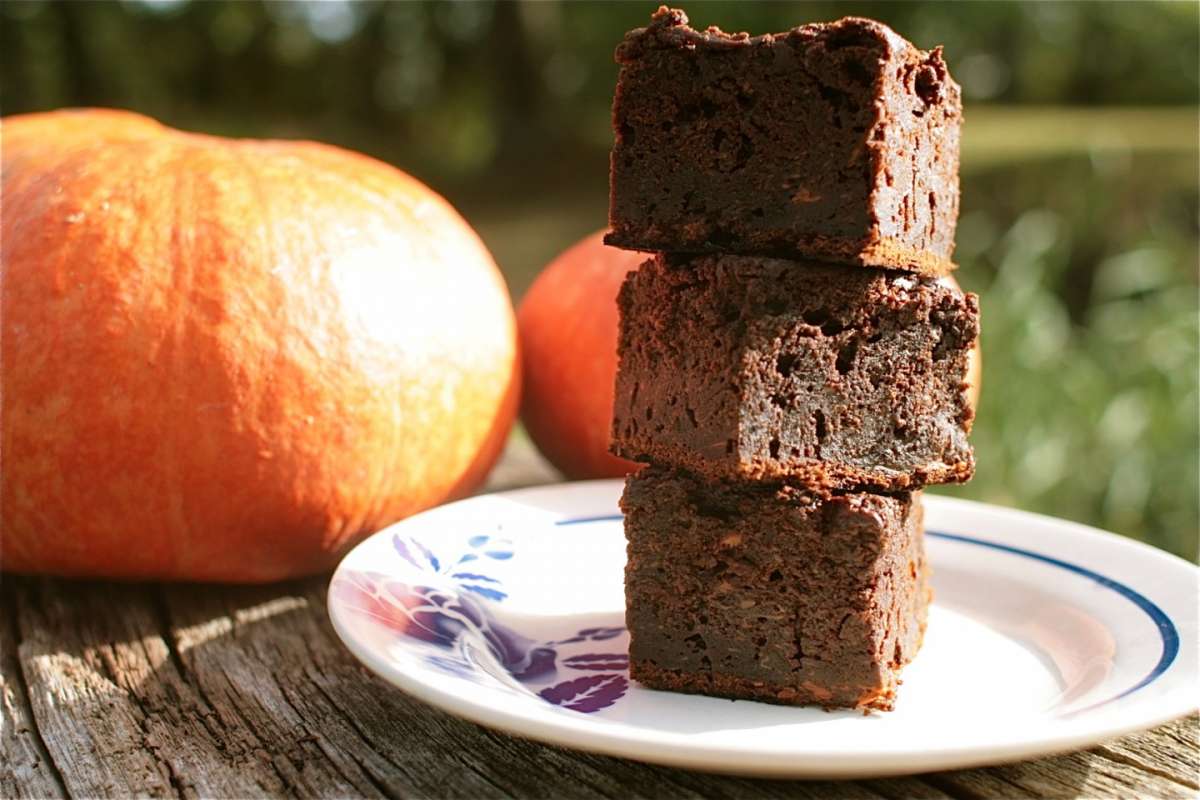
621,464,929,711
606,7,962,275
611,253,978,491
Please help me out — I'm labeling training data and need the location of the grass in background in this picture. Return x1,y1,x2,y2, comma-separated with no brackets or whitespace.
944,146,1198,561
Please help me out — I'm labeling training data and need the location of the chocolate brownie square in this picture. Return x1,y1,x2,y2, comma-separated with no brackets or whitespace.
622,465,929,711
606,7,961,275
610,253,977,491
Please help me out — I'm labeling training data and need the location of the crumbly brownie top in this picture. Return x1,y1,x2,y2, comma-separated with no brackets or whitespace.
620,7,907,59
617,6,955,111
606,6,962,271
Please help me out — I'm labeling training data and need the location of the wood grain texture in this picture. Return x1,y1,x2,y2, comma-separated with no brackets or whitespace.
2,441,1196,799
1094,716,1199,790
2,598,67,800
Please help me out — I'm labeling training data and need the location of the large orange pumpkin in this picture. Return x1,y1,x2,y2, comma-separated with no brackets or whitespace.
518,230,980,480
1,109,520,582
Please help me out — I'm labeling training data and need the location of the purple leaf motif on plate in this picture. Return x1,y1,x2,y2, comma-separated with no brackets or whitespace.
539,674,629,713
556,626,626,645
463,585,507,602
392,533,510,601
562,653,629,671
339,535,632,714
483,618,558,682
393,539,422,570
451,573,501,583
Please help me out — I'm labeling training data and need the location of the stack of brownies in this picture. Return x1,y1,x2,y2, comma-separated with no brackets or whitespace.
605,7,980,711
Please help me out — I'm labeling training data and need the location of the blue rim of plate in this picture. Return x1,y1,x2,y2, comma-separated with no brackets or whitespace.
555,514,1180,714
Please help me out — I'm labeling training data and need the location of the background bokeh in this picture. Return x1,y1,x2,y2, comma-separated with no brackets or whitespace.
3,0,1197,558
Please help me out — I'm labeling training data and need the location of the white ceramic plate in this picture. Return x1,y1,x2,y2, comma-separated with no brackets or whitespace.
328,480,1198,779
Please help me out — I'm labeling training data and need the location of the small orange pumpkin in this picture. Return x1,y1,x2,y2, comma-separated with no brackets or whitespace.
518,231,643,479
1,109,520,582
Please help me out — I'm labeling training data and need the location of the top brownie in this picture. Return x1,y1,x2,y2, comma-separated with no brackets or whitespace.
606,7,962,275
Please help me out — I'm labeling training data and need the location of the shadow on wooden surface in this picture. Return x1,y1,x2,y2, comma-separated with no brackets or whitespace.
3,570,1197,800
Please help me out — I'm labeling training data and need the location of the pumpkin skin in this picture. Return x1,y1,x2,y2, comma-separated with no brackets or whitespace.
518,230,642,480
518,230,980,480
1,109,520,582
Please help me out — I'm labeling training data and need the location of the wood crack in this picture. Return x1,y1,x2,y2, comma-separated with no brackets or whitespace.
150,585,298,797
152,588,195,694
148,588,235,752
1092,743,1200,790
303,673,401,798
921,771,1024,800
9,579,183,797
266,662,377,798
858,777,959,800
85,611,183,799
214,661,302,798
3,588,71,799
303,654,517,799
342,751,399,800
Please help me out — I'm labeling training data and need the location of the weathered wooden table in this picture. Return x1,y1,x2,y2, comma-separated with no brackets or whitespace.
3,441,1197,799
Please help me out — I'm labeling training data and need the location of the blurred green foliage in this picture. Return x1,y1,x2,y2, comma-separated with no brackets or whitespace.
937,155,1198,561
2,1,1197,558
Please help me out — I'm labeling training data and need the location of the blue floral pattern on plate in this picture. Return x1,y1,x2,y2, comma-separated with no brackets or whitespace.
330,533,629,713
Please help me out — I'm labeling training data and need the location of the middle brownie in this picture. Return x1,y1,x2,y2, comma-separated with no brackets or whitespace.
611,252,978,491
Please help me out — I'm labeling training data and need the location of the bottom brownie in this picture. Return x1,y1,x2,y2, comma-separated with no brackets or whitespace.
621,465,929,711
